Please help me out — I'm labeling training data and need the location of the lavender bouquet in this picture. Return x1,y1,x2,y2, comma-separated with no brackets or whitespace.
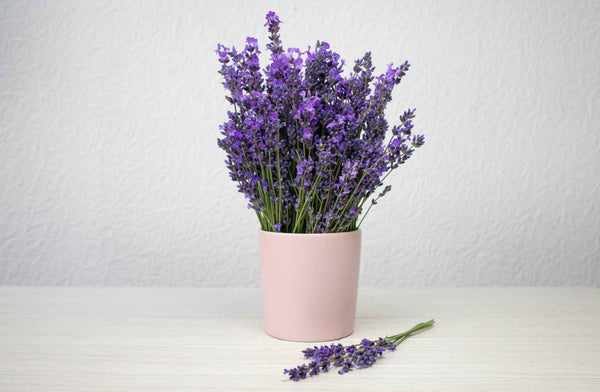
217,11,425,233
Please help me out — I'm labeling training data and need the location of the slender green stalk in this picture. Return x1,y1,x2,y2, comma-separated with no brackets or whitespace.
337,319,435,350
292,175,322,233
384,319,435,345
327,135,396,233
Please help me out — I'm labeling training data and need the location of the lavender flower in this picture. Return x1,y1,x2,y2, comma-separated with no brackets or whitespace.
217,11,426,233
283,320,435,381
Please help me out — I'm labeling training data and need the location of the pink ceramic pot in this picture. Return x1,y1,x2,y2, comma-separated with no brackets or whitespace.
258,229,361,342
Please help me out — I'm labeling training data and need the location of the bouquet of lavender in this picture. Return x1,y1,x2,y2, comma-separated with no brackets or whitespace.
217,11,425,233
283,320,435,381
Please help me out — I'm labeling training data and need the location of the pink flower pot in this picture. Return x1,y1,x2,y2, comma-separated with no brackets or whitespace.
258,229,361,342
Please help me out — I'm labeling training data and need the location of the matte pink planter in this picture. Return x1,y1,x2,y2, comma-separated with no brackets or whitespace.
258,229,361,342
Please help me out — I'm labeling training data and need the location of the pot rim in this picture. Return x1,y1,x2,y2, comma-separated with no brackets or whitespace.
258,228,361,237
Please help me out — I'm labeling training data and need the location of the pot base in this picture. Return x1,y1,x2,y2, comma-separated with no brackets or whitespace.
265,328,354,343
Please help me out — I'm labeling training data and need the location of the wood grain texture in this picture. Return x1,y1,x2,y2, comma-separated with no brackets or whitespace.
0,287,599,391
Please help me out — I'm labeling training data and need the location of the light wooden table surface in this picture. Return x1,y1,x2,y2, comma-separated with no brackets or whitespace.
0,287,598,391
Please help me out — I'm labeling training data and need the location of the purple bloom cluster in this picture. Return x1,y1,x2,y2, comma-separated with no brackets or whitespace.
282,320,435,381
284,338,397,381
217,11,426,233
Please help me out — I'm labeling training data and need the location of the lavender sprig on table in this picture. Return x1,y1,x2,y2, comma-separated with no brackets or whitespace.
283,319,435,381
217,11,426,233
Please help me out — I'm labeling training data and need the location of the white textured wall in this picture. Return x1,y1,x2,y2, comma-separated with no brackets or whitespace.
1,0,599,287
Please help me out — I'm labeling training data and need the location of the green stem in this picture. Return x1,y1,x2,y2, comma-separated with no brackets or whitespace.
385,319,435,344
328,135,396,233
292,175,322,233
310,163,341,232
340,319,435,349
355,146,416,229
356,202,374,228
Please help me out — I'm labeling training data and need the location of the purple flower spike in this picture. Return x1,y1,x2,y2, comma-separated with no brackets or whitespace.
283,320,435,381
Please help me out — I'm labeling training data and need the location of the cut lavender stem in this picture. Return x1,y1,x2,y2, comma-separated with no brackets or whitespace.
283,319,435,381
